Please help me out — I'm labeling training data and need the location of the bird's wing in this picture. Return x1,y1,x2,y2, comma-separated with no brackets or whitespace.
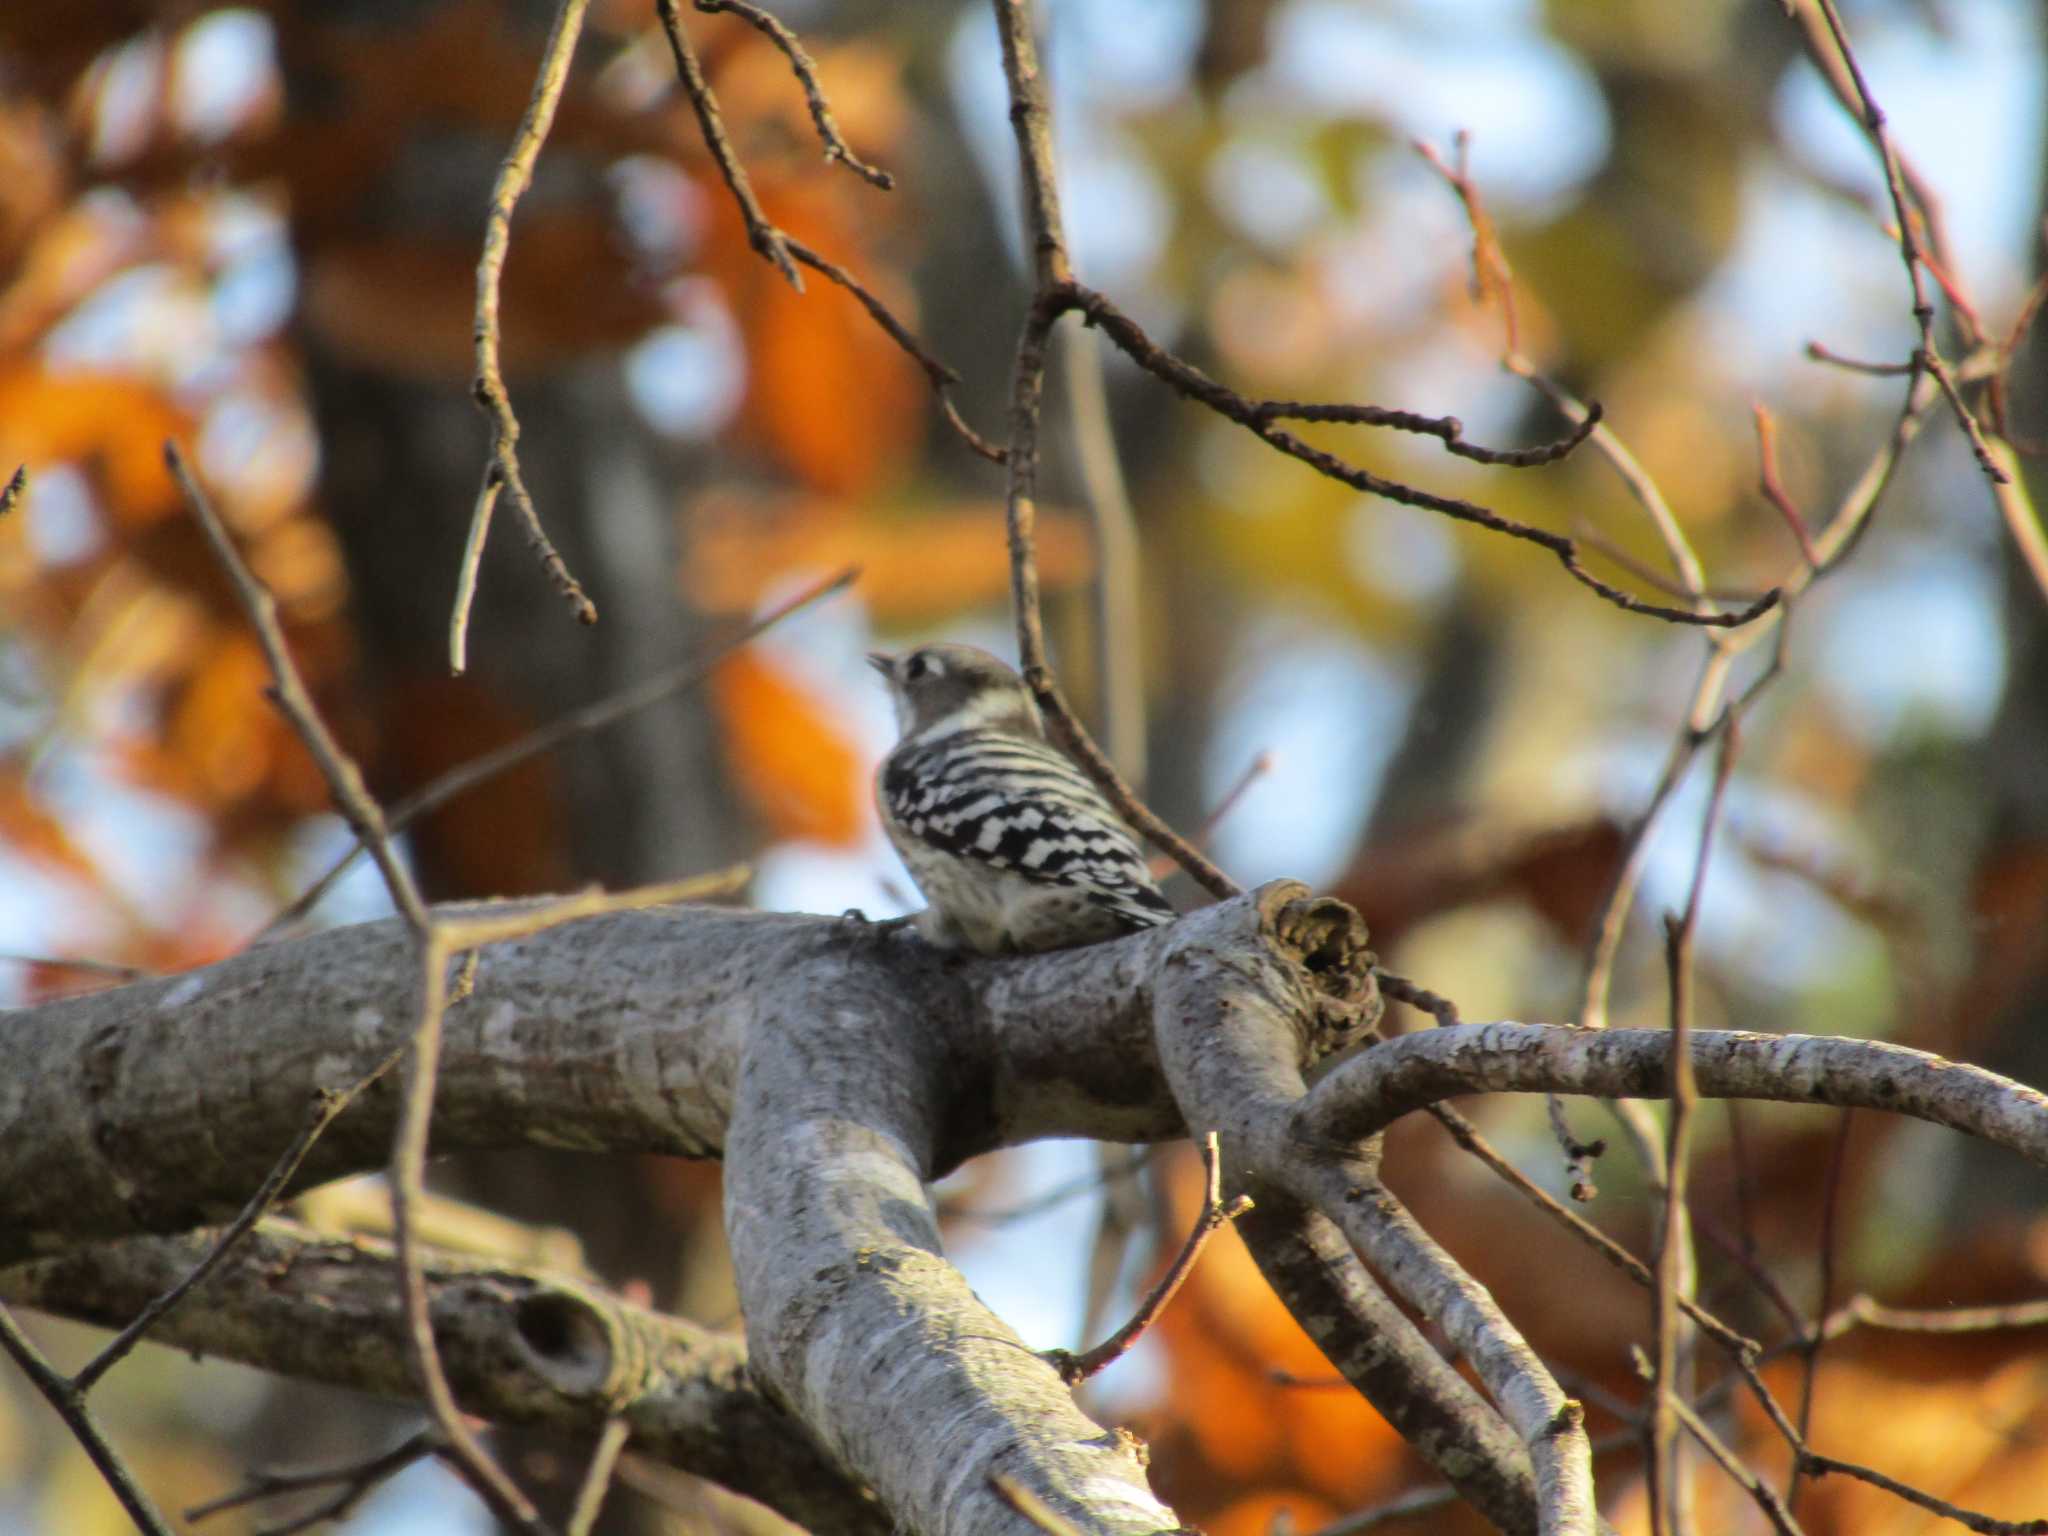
880,729,1174,925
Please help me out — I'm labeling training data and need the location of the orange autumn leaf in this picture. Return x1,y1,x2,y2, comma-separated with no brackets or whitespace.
712,648,866,847
683,490,1095,624
0,365,191,529
702,177,923,496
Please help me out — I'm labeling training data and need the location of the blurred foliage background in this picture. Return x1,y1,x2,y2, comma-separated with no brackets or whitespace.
2,0,2047,1533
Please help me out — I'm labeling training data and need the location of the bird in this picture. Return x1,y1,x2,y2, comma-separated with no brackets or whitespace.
868,643,1176,954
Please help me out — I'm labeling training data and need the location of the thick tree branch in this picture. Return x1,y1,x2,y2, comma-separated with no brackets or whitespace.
0,1220,883,1536
1294,1022,2048,1160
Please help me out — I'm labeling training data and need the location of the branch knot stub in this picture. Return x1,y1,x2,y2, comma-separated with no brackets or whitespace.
1261,887,1382,1061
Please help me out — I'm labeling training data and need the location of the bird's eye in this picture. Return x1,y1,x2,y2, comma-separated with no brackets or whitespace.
905,653,937,681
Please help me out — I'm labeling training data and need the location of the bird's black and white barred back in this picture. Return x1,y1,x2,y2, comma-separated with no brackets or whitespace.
868,644,1175,954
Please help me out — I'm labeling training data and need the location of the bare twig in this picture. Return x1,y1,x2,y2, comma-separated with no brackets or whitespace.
990,1472,1087,1536
1800,1453,2048,1536
461,0,600,674
1146,750,1272,878
71,1052,403,1394
1670,1396,1805,1536
1427,1106,1754,1360
1803,340,1913,377
1787,1107,1853,1511
566,1417,632,1536
1374,969,1460,1028
1798,0,2009,486
449,462,504,674
1823,1294,2048,1339
1751,403,1819,567
257,567,853,940
693,0,893,188
1648,718,1738,1536
186,1431,441,1535
0,1303,178,1536
0,951,150,982
170,441,541,1531
1067,283,1773,631
1048,1132,1251,1384
656,0,800,287
650,8,1001,461
168,444,430,935
1304,1483,1464,1536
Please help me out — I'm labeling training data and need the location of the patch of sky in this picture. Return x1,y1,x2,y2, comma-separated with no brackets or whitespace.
1343,499,1461,607
1578,730,1892,999
40,752,211,932
350,1455,493,1536
610,154,705,269
209,195,296,347
1263,0,1609,213
42,263,221,389
171,9,276,143
948,1,1190,287
938,1137,1145,1364
625,283,745,439
1811,542,2007,746
89,31,164,164
0,856,100,1007
21,463,106,567
281,815,406,930
1205,136,1331,253
1204,611,1416,888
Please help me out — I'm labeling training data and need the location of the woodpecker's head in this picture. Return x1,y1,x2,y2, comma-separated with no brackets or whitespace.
867,643,1044,741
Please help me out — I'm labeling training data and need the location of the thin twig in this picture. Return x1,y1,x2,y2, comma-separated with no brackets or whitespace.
656,0,800,288
170,441,541,1531
167,442,430,935
1803,340,1913,376
1066,283,1773,632
462,0,600,672
942,1146,1162,1225
1670,1396,1805,1536
1649,718,1738,1536
1750,403,1819,568
1787,1107,1853,1511
566,1417,633,1536
0,1303,178,1536
1049,1132,1251,1384
1304,1483,1464,1536
257,567,853,941
648,12,1001,461
72,1051,404,1394
449,463,504,674
1824,1294,2048,1339
1426,1106,1755,1360
1374,969,1460,1028
1800,1454,2048,1536
990,1473,1087,1536
693,0,893,188
185,1431,441,1534
1800,0,2008,486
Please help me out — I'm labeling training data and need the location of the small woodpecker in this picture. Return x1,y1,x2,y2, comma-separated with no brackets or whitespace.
869,643,1174,954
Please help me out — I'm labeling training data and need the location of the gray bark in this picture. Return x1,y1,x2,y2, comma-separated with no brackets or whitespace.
0,1219,883,1535
7,887,2048,1535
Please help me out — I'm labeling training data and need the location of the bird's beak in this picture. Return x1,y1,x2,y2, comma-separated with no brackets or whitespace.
865,651,895,680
